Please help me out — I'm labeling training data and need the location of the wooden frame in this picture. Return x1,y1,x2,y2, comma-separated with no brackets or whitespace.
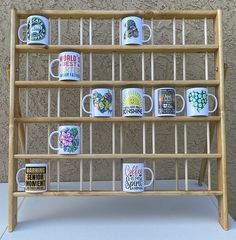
8,9,228,231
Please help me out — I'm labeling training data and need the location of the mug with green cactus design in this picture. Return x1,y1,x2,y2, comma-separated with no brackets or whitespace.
49,125,80,154
186,88,218,116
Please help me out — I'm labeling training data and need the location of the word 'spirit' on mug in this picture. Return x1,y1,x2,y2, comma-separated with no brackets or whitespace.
49,52,81,81
16,163,48,193
122,163,154,192
49,125,80,154
18,15,49,45
186,87,218,116
122,88,153,117
154,88,185,116
121,16,152,45
82,88,113,117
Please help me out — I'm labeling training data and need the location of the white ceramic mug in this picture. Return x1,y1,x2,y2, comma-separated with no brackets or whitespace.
49,51,81,81
122,88,153,117
18,15,49,45
82,88,113,117
121,16,152,45
154,88,185,116
122,163,154,192
49,125,80,154
186,87,218,116
16,163,48,193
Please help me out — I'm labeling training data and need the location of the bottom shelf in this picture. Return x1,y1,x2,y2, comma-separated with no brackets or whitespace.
13,190,222,197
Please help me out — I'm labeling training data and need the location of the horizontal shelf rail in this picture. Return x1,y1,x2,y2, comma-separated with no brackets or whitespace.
14,116,221,123
16,44,218,54
13,190,223,197
16,10,217,20
15,80,220,88
14,153,221,159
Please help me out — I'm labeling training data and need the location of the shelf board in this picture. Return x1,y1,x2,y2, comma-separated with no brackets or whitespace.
16,10,217,20
16,44,218,54
15,80,220,88
14,153,221,160
14,116,221,123
13,190,222,197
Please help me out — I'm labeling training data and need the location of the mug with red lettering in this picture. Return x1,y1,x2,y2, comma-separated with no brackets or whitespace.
122,163,154,192
49,51,80,81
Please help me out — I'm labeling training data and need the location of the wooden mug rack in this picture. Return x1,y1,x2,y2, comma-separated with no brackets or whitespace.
8,8,228,231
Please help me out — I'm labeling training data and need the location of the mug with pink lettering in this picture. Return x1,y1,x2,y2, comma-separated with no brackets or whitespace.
49,51,80,81
122,163,154,192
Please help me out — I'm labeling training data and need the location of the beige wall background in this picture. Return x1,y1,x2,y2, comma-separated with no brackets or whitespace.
0,0,236,219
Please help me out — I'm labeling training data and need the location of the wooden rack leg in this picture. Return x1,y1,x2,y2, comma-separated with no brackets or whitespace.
8,8,19,232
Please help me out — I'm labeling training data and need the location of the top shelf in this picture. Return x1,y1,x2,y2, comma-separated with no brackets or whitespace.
16,9,217,19
16,44,218,54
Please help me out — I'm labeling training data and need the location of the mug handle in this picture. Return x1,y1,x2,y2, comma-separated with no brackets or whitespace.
176,94,185,114
208,93,218,113
49,59,59,78
18,23,27,43
143,94,153,114
142,24,152,43
16,167,26,188
144,167,154,188
82,94,92,114
48,131,59,151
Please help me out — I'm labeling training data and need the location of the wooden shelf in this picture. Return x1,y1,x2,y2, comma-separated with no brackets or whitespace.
15,80,220,88
16,10,217,20
16,44,218,54
14,153,221,160
13,190,222,197
14,116,221,123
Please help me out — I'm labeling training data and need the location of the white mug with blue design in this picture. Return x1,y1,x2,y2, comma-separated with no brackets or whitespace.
18,15,49,45
121,16,152,45
82,88,113,117
49,125,80,154
186,87,218,116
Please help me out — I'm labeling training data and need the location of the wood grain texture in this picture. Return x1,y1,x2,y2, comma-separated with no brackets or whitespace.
14,153,221,159
15,44,218,54
16,10,217,19
13,190,223,197
15,80,220,88
14,116,221,123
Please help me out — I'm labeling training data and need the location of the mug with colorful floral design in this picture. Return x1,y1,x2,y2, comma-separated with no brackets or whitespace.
48,125,80,154
82,88,113,117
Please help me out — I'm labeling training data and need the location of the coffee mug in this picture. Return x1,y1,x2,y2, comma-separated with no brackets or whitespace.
49,125,80,154
82,88,113,117
186,87,218,116
16,163,48,193
121,16,152,45
122,88,153,117
154,88,185,116
18,15,49,45
122,163,154,192
49,52,81,81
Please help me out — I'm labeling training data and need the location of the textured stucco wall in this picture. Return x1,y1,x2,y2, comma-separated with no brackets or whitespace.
0,0,236,219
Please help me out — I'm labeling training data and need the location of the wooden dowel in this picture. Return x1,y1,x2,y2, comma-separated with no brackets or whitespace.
14,116,221,123
13,190,223,197
15,44,219,53
16,10,217,20
14,153,221,159
15,80,220,88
